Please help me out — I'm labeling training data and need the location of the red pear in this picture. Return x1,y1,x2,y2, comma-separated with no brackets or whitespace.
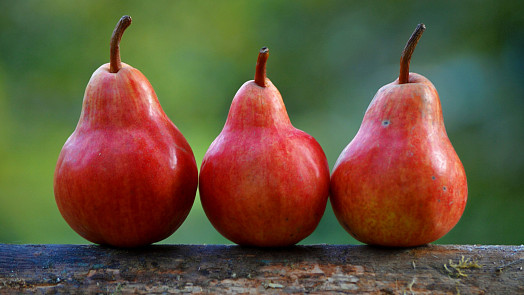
330,24,467,247
199,47,330,247
54,16,198,247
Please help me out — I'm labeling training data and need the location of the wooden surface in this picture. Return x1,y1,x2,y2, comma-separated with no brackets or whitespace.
0,244,522,294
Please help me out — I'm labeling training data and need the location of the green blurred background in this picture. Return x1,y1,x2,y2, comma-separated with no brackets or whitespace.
0,1,522,245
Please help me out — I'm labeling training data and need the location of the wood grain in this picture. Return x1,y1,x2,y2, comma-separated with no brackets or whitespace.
0,244,522,294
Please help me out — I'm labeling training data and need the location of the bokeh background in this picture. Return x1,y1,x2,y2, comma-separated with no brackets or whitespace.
1,1,523,245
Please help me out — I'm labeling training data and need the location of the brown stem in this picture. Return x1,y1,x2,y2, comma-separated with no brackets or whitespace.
109,15,132,73
254,47,269,87
399,23,426,84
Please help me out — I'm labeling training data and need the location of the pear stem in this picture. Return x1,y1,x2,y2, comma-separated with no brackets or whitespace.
254,47,269,87
399,23,425,84
109,15,132,73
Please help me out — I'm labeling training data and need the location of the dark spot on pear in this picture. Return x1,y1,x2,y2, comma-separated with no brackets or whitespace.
443,186,447,191
382,120,390,127
432,176,436,180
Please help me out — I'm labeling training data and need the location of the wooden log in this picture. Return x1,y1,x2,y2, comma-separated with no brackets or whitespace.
0,244,522,294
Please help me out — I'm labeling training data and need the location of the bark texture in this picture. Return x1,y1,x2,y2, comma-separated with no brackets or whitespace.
0,244,522,294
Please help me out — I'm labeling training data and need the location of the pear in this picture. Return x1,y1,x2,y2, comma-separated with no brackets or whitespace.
54,16,198,247
330,24,467,247
199,47,330,247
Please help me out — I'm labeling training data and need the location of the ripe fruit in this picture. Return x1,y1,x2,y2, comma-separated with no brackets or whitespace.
54,16,198,247
199,47,330,247
330,24,467,247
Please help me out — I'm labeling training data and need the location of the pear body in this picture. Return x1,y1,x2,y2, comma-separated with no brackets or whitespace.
199,79,330,247
54,63,198,247
330,73,467,247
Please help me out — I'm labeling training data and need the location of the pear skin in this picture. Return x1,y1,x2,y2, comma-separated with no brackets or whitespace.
199,48,330,247
330,24,467,247
54,16,198,247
